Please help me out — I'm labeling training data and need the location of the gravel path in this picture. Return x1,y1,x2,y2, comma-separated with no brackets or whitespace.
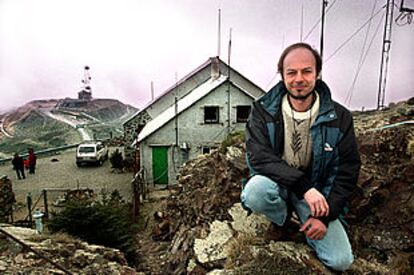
43,110,92,140
0,147,134,206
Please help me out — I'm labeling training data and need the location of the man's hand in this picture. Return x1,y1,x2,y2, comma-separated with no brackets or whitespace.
299,217,327,240
303,188,329,217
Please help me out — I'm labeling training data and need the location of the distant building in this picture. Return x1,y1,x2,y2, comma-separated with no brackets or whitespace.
78,87,92,101
56,66,92,110
124,57,265,185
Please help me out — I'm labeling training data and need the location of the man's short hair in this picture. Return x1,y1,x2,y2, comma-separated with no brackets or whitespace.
277,42,322,77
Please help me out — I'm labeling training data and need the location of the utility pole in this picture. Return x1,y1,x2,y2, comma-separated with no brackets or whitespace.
377,0,395,110
227,28,232,134
320,0,328,78
218,9,221,57
300,4,304,41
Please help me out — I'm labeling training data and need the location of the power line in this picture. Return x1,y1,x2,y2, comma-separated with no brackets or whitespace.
345,0,379,106
324,6,384,64
265,73,279,91
345,12,384,107
303,0,339,42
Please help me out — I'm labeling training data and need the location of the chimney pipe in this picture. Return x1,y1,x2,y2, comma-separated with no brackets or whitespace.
211,57,220,80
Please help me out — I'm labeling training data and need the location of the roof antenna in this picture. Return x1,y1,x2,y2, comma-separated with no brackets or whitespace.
227,28,232,133
300,4,304,41
151,81,154,101
218,9,221,57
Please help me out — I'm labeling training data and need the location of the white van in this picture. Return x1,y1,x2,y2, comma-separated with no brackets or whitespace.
76,141,108,167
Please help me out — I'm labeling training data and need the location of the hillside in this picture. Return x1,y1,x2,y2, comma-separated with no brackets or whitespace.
0,98,412,273
0,98,137,157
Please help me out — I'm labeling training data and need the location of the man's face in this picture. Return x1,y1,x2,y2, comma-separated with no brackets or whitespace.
282,48,317,100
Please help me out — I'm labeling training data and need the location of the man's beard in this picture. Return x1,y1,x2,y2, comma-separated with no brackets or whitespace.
288,90,315,101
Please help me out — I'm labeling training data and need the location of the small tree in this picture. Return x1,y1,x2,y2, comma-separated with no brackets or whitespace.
48,190,138,265
110,149,124,169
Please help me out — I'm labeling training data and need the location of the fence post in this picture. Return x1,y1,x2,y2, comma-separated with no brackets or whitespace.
27,192,32,227
43,189,49,219
131,179,136,222
140,170,146,200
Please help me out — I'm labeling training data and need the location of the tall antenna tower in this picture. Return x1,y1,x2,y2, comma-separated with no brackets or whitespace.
377,0,395,110
79,66,92,101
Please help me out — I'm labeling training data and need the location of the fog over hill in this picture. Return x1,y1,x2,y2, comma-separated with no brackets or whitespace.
0,98,137,157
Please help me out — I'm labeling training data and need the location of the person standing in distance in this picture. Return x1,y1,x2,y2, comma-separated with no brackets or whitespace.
241,42,360,271
28,148,37,174
12,153,25,180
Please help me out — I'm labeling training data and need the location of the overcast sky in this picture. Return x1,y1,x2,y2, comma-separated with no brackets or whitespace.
0,0,413,112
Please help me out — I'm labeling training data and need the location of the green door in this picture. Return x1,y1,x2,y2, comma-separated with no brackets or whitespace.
152,146,169,185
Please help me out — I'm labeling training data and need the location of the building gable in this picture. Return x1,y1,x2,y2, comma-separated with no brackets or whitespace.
123,57,265,126
138,75,228,142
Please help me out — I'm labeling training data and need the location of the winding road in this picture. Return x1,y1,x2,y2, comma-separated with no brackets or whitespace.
0,120,13,138
43,110,92,141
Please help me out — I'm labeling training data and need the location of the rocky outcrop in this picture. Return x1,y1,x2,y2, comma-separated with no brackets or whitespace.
141,100,414,274
190,204,391,275
0,224,137,274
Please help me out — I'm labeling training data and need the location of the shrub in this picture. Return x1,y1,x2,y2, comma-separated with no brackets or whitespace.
219,131,245,153
47,190,138,265
109,149,124,169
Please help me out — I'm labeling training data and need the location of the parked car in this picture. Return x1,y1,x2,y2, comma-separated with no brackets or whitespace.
76,141,108,167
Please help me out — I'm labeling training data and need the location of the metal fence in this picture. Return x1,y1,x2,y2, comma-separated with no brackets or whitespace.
0,143,80,166
0,138,113,165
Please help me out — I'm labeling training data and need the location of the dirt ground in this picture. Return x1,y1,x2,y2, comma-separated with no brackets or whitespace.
0,147,134,220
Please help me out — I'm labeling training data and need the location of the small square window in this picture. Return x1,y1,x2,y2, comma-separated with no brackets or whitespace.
202,146,217,154
236,106,251,123
204,106,219,124
202,147,211,154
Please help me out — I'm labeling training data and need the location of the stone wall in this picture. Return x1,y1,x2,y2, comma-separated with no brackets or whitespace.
123,110,152,160
0,176,15,223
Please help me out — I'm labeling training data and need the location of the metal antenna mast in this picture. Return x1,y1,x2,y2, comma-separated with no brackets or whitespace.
227,28,232,133
218,9,221,57
320,0,328,78
377,0,395,110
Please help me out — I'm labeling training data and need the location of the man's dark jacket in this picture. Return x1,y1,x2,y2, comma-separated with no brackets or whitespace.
245,79,361,224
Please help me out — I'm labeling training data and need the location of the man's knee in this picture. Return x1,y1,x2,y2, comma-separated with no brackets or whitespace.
241,175,285,213
242,181,268,213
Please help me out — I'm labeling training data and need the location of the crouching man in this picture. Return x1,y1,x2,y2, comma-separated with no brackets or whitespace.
241,42,360,271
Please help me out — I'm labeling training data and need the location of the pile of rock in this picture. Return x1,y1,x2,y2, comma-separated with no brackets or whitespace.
140,100,414,274
0,224,137,274
147,144,248,273
0,176,15,223
349,118,414,269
